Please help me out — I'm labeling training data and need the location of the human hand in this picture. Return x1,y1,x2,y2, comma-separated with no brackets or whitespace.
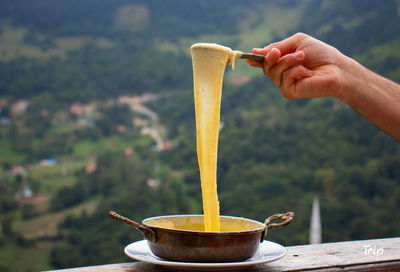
247,33,348,99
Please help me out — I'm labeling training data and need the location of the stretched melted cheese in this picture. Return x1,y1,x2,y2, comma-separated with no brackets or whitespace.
190,43,240,232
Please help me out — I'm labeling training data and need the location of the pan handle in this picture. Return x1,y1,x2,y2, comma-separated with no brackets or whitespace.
261,212,295,241
109,211,157,242
265,212,295,229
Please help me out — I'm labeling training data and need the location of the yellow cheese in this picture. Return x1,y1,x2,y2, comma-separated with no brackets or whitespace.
146,216,264,232
190,43,240,232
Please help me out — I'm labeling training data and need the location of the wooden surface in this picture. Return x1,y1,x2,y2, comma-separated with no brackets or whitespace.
45,237,400,272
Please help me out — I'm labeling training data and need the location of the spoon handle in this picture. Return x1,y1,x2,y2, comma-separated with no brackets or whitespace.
239,53,265,62
109,211,157,242
109,211,143,229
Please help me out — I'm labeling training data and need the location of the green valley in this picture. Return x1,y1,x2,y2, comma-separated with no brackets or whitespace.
0,0,399,271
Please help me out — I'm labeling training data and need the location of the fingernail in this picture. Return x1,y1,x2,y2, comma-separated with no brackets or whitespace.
305,68,313,76
295,51,304,60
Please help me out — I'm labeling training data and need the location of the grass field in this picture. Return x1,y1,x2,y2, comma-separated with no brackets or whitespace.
0,23,114,62
73,134,153,158
36,175,78,195
30,159,89,178
0,137,26,165
15,197,99,240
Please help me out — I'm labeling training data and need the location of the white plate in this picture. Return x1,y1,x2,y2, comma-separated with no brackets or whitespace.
124,240,286,271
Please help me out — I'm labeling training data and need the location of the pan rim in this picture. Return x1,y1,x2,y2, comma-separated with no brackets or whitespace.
142,214,266,235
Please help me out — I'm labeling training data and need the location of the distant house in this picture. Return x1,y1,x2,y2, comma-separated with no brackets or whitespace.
147,178,160,189
124,148,133,156
15,187,34,200
70,102,97,128
164,140,173,149
117,125,126,133
11,166,26,175
70,102,96,116
41,108,49,117
21,187,33,198
85,164,97,174
40,158,56,166
70,102,84,115
11,100,29,114
0,99,8,115
0,99,8,108
77,118,94,128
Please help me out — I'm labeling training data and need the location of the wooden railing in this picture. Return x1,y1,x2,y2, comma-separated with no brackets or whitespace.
45,237,400,272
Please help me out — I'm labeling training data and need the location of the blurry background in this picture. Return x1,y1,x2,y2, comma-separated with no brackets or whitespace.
0,0,399,271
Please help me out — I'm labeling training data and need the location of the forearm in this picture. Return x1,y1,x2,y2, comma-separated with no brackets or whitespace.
338,56,400,142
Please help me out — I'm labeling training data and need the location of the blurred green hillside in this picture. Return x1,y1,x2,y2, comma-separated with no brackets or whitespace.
0,0,399,271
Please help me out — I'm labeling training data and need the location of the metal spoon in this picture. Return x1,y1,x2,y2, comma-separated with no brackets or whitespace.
191,44,264,63
237,52,265,62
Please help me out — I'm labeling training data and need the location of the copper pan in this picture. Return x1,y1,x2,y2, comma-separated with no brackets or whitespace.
109,211,294,263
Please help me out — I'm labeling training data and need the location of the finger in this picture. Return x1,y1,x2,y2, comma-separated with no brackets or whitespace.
245,59,264,68
267,50,306,87
281,65,313,98
263,48,281,76
252,47,269,55
248,48,281,73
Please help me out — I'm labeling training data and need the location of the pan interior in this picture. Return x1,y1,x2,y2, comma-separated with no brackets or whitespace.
143,215,264,232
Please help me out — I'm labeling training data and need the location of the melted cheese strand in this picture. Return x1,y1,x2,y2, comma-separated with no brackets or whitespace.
190,43,239,232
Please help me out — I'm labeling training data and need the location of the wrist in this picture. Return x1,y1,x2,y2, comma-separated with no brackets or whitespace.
335,55,367,106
